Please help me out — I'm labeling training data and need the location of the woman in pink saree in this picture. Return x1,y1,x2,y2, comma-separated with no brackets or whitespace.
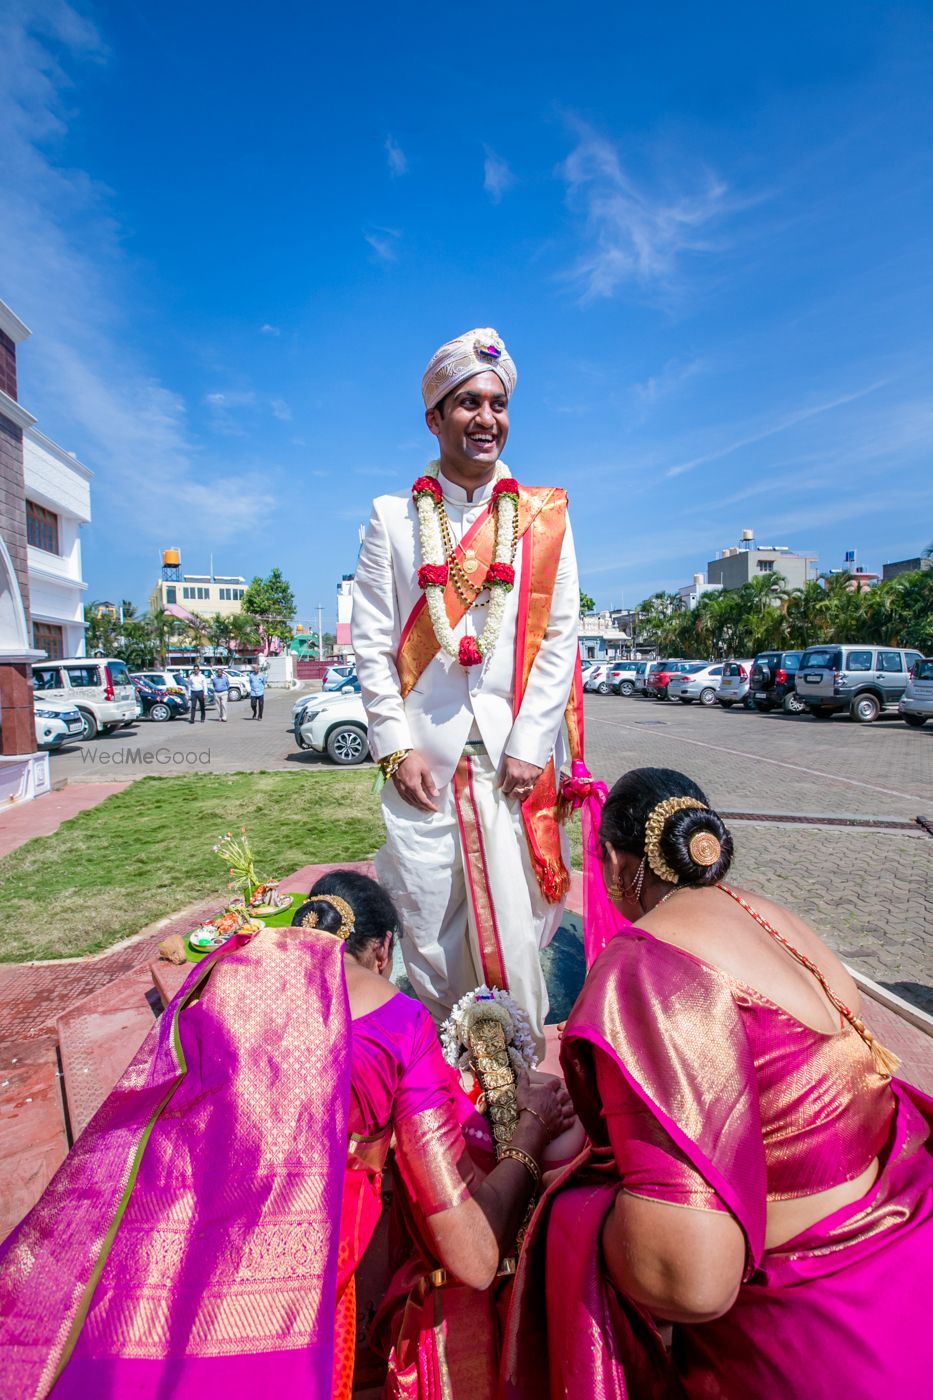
504,768,933,1399
0,870,572,1399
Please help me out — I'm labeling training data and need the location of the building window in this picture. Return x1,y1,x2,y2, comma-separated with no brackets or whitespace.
33,621,64,659
197,587,209,599
165,586,177,604
757,560,774,572
182,587,193,599
27,501,60,554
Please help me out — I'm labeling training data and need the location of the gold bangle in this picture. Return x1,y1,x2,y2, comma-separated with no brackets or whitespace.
378,748,412,781
498,1146,541,1187
519,1105,549,1133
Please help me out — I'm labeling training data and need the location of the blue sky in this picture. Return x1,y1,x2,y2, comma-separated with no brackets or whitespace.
3,1,933,628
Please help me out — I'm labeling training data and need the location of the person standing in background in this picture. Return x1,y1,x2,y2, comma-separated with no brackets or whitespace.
249,662,266,720
213,666,230,722
187,663,207,723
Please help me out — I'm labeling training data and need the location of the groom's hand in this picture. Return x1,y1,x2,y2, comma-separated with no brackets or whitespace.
393,750,441,813
500,756,544,802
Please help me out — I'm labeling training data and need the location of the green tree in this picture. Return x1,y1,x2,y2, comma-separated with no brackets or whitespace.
84,603,121,656
579,590,596,615
241,567,296,650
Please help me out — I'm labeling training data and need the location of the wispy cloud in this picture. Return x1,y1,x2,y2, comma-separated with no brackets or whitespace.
483,147,513,203
0,3,277,542
204,390,292,432
559,122,735,302
665,381,888,477
260,322,280,336
385,134,407,177
364,226,401,262
633,357,705,405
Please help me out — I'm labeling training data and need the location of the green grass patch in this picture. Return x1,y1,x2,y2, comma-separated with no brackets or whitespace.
0,771,385,963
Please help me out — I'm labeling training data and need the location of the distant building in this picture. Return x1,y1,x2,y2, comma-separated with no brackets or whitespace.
678,573,723,609
151,549,247,618
825,566,881,593
882,555,932,581
708,530,818,593
335,574,353,659
578,610,631,661
25,427,91,659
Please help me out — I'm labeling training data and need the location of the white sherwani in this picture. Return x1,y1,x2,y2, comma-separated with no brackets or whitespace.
352,469,580,1051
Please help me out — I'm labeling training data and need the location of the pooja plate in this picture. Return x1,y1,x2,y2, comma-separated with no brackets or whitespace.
249,893,295,917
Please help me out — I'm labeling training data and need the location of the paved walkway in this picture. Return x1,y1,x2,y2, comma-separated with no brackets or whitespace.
0,781,128,859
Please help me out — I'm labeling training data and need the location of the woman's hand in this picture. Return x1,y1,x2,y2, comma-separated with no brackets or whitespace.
515,1068,575,1144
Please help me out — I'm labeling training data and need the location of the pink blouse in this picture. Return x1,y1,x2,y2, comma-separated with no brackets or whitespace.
596,982,894,1209
349,992,490,1216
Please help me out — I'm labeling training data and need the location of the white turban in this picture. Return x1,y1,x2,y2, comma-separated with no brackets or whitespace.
421,327,517,410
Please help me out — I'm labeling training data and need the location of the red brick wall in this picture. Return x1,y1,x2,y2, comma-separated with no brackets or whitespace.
0,331,17,402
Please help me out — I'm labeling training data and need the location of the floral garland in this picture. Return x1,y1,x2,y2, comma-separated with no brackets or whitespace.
412,460,518,669
440,985,539,1072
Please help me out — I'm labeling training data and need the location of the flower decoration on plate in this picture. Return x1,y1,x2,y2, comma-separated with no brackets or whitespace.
440,985,538,1073
248,881,294,914
413,459,519,670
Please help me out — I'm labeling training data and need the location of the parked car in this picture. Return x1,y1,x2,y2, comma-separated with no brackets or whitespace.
609,661,648,696
583,664,615,694
899,657,933,728
132,677,187,722
31,658,138,740
322,664,356,689
645,661,698,700
292,685,358,730
748,651,805,713
638,660,680,696
716,661,755,708
35,703,84,748
322,672,362,694
131,670,189,699
796,644,925,722
295,693,370,765
668,663,726,706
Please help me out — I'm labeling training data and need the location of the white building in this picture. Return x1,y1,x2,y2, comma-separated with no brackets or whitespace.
24,427,92,658
678,573,723,610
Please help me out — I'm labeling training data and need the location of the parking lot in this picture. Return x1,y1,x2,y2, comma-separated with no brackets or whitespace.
45,684,933,1012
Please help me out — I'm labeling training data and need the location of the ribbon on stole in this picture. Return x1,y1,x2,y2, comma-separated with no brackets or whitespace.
396,483,587,905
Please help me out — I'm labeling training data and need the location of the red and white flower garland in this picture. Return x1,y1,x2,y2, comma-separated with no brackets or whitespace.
413,461,518,669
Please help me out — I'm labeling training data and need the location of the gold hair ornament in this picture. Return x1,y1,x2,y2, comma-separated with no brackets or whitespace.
300,894,356,941
643,797,708,884
689,831,722,868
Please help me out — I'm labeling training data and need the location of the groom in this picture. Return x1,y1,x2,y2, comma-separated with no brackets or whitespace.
351,327,580,1051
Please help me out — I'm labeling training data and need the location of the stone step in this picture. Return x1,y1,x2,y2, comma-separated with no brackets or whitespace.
0,1036,69,1242
56,967,159,1141
150,958,192,1010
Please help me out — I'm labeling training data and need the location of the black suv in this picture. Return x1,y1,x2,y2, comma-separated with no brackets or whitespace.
748,651,805,713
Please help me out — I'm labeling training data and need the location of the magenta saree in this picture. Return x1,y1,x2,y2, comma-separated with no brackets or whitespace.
0,927,351,1399
0,929,495,1400
502,927,933,1399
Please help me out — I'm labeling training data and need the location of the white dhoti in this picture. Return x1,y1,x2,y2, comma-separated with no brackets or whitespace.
376,745,565,1057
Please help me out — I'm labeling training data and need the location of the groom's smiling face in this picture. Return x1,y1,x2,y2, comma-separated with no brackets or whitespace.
425,370,510,478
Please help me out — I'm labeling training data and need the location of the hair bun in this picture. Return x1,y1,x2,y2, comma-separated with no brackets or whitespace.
661,807,734,886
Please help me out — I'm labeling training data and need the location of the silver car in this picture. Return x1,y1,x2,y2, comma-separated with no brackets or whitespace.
716,661,755,708
898,658,933,728
668,663,725,706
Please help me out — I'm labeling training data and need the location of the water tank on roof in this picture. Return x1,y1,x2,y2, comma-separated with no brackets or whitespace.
162,548,180,566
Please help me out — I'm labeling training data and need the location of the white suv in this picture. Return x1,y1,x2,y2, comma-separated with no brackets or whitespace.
32,658,138,740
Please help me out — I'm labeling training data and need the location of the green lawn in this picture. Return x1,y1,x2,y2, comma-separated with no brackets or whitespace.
0,770,585,964
0,771,385,963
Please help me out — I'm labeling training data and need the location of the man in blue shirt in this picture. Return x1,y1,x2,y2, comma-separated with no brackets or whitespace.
213,665,230,722
248,663,266,720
